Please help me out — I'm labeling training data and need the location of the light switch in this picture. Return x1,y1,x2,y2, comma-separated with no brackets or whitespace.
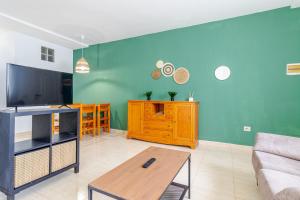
243,126,251,132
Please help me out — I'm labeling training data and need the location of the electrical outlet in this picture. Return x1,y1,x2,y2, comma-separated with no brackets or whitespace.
243,126,251,132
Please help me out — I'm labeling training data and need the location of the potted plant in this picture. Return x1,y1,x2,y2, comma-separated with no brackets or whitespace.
168,91,177,101
144,91,152,100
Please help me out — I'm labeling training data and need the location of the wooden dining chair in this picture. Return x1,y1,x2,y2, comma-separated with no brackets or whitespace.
96,103,111,135
81,104,97,137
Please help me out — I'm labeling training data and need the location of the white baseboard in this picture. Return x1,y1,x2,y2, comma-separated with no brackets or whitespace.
110,128,127,134
111,129,252,148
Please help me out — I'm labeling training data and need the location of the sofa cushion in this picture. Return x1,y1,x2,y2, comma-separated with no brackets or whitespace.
253,151,300,177
258,169,300,200
254,132,300,161
274,187,300,200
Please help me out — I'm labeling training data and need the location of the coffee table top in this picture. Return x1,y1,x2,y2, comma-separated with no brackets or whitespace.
89,146,190,200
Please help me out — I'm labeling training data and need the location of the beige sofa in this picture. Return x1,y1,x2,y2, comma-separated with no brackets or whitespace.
252,132,300,200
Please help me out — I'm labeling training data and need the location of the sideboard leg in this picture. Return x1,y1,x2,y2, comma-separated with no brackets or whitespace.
190,143,196,149
7,194,15,200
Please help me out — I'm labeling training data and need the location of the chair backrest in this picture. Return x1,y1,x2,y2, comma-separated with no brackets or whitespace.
81,104,96,114
69,103,82,109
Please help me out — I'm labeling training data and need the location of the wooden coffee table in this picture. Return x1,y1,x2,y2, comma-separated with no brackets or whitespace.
88,146,191,200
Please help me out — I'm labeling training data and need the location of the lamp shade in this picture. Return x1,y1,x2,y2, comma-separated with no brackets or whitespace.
75,57,90,73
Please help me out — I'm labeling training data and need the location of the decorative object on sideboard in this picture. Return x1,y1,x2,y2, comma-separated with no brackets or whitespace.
151,69,161,80
188,91,194,102
161,63,175,77
144,91,153,100
156,60,165,68
75,35,90,74
215,65,231,80
286,63,300,75
168,91,177,101
173,67,190,84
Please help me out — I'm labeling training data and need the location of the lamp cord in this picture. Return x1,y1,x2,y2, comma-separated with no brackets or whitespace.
97,44,99,67
81,35,84,58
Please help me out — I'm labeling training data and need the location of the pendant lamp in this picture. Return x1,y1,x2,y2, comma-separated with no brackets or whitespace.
75,35,89,73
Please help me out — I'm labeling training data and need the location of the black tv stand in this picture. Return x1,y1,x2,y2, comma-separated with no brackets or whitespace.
0,108,80,200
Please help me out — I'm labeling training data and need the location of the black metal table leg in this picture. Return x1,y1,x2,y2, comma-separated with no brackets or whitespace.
74,165,79,173
188,156,191,199
88,186,93,200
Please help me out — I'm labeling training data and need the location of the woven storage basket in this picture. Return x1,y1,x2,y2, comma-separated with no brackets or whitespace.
15,148,50,188
52,140,76,172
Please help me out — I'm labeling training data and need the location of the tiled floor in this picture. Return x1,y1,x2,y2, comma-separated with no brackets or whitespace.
3,131,262,200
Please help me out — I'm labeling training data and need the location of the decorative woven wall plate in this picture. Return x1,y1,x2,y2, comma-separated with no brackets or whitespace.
151,69,161,80
156,60,164,68
173,67,190,84
161,63,175,77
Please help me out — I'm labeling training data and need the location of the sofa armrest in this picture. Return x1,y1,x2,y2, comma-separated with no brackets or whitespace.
254,132,300,160
274,187,300,200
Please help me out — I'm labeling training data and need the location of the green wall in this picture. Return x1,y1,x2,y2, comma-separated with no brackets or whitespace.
74,7,300,145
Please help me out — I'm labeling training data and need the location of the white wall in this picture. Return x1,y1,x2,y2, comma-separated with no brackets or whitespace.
0,30,14,107
0,29,73,133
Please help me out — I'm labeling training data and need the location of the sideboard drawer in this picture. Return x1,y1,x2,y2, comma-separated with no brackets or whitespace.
143,121,172,130
143,129,172,138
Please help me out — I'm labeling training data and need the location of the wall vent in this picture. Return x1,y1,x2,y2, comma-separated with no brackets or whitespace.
287,63,300,75
41,46,55,62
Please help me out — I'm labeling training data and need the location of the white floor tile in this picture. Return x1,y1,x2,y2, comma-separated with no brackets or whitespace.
5,132,261,200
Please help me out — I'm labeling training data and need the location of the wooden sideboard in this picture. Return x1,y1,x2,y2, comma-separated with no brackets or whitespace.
127,100,199,149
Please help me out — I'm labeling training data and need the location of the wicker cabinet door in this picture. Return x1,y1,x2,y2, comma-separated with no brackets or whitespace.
15,148,50,188
52,141,76,172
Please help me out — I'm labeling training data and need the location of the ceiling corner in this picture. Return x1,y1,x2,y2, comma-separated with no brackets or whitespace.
291,0,300,8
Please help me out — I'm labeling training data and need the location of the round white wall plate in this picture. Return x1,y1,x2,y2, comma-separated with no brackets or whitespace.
215,65,231,80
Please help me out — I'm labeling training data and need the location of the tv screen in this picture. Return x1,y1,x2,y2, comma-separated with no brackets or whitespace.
6,64,73,107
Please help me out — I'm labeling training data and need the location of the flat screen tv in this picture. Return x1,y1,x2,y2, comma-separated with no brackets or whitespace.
6,63,73,107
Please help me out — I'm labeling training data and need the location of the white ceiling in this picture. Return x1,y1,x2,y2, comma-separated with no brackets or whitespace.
0,0,298,49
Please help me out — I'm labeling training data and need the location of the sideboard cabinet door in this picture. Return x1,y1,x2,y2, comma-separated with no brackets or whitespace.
128,102,143,137
173,103,193,144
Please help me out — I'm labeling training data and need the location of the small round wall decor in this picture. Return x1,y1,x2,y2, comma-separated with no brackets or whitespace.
151,69,161,80
215,65,231,80
173,67,190,84
156,60,164,68
161,63,175,77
